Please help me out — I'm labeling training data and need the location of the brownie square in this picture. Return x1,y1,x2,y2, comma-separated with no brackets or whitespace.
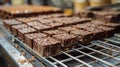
70,29,93,43
53,33,78,48
3,19,22,32
0,5,63,19
43,29,65,37
16,17,38,23
38,13,69,19
25,33,47,48
27,21,51,31
38,19,53,24
96,26,115,37
100,23,120,33
94,12,120,23
33,37,61,56
45,21,64,28
62,17,91,26
83,27,105,40
71,23,91,29
18,27,37,41
72,18,91,24
11,24,28,36
58,26,78,33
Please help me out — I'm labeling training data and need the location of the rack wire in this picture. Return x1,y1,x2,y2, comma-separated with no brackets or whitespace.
44,34,120,67
1,25,120,67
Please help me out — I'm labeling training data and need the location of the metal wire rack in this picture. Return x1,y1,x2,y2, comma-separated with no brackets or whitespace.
1,24,120,67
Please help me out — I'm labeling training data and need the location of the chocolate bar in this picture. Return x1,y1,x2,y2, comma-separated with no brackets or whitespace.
27,21,51,31
18,27,37,41
3,19,22,32
43,29,65,37
70,29,93,43
96,25,115,37
11,24,28,36
33,37,61,56
25,33,47,48
53,33,78,48
58,26,78,34
94,12,120,23
0,5,63,19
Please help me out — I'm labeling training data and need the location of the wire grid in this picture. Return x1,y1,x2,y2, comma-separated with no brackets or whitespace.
44,34,120,67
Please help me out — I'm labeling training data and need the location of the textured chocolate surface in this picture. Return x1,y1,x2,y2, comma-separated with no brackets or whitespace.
0,5,63,19
33,37,61,56
43,29,65,37
3,19,22,31
11,24,28,36
58,26,77,33
18,27,37,41
94,12,120,23
16,17,37,23
83,26,105,40
53,33,78,48
27,21,51,31
25,33,47,48
45,21,64,28
96,26,115,37
70,29,93,43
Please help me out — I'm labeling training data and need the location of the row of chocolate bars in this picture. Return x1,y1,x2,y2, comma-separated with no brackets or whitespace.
1,6,120,56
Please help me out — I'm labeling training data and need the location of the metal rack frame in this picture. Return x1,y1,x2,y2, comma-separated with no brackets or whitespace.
0,24,120,67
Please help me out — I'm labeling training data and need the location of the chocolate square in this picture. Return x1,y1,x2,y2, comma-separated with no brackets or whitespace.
27,21,51,31
45,21,64,28
25,33,47,48
18,27,37,41
3,19,22,32
43,29,65,37
11,24,28,36
96,26,115,37
70,29,93,43
58,26,77,33
94,12,120,23
53,33,78,48
83,27,105,40
33,37,61,56
100,23,120,33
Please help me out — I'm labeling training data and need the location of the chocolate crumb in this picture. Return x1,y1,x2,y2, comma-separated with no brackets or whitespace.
15,44,19,48
28,56,35,62
18,59,27,65
21,51,26,56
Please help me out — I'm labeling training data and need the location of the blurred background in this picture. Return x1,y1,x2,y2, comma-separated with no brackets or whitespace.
0,0,120,14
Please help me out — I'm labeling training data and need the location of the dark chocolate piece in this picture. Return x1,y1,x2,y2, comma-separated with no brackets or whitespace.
96,26,115,37
16,17,38,23
33,37,61,56
11,24,28,36
25,33,47,48
58,26,77,33
43,29,65,37
94,12,120,23
0,5,63,19
3,19,22,32
83,27,105,40
27,21,51,31
45,21,64,28
53,33,78,48
18,27,37,41
70,29,93,43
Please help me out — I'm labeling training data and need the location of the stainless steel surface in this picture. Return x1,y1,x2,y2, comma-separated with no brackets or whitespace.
0,21,120,67
0,23,46,67
0,37,33,67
